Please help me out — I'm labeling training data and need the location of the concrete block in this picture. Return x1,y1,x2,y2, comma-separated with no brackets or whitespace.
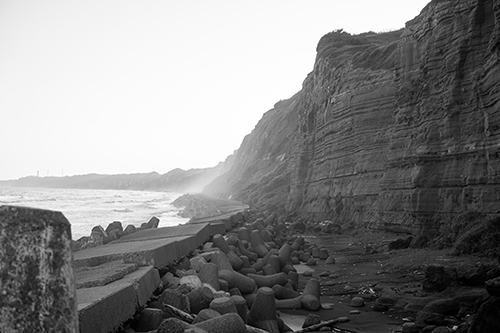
77,282,136,333
77,266,159,333
74,237,182,268
111,223,211,248
208,222,226,236
75,260,138,288
176,235,198,257
126,266,161,307
0,206,78,333
222,218,232,230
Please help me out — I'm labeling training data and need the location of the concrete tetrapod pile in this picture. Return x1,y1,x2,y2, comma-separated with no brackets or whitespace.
73,208,244,333
123,214,340,333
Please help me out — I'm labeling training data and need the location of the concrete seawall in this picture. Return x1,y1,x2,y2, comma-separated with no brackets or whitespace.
73,203,249,333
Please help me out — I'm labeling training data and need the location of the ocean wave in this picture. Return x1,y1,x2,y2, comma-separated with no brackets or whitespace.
0,197,57,204
1,187,185,239
113,208,133,213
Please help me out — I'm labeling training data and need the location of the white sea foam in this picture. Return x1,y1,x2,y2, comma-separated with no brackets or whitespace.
0,187,189,240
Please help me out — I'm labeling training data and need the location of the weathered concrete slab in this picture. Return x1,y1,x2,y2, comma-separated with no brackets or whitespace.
189,218,230,230
112,223,211,248
0,205,79,333
208,221,226,236
75,260,138,288
75,207,248,333
189,205,248,231
190,206,248,223
77,266,160,333
176,234,198,257
74,237,184,268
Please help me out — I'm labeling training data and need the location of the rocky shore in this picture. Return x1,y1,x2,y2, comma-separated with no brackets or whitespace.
71,193,500,333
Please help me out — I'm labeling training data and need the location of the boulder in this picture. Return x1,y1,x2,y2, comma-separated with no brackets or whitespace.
291,221,306,232
422,265,458,292
180,275,202,290
468,297,500,333
134,308,165,332
388,236,413,251
321,220,342,234
159,289,190,313
350,297,365,307
302,314,321,328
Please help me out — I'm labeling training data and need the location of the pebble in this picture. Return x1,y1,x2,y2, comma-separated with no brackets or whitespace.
350,297,365,307
349,310,361,314
319,271,330,277
302,314,321,328
319,248,329,260
325,255,336,264
306,258,317,266
322,303,335,310
401,322,418,333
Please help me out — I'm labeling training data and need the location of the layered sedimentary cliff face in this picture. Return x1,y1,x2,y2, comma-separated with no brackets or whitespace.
205,0,500,234
205,94,301,212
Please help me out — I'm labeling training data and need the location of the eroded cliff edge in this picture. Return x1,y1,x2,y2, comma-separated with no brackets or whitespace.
205,0,500,235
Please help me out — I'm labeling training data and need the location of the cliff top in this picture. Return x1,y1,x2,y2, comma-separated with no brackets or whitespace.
315,28,404,69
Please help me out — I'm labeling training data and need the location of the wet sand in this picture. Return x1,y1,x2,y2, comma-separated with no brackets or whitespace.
280,234,419,333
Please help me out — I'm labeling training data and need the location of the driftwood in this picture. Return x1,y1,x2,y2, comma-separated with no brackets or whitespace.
163,303,358,333
163,303,194,323
331,327,361,333
245,325,276,333
294,317,353,333
163,302,272,333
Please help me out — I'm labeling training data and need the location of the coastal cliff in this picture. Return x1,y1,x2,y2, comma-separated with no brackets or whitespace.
205,94,301,212
205,0,500,235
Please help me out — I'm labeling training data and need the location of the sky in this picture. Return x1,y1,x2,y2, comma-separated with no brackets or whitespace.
0,0,431,180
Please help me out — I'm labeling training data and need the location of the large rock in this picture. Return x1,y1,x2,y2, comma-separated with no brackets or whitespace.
422,265,458,292
469,296,500,333
388,236,413,251
0,206,79,332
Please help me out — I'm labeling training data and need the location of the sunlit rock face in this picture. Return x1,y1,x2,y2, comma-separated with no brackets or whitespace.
204,94,301,213
206,0,500,234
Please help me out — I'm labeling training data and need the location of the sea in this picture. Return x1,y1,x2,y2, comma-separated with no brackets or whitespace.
0,187,189,240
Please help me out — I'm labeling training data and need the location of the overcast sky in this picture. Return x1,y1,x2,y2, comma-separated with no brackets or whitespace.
0,0,430,180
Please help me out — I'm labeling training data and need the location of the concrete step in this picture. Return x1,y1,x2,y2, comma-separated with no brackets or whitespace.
75,260,139,288
111,222,212,248
75,209,248,333
77,265,160,333
74,235,195,268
